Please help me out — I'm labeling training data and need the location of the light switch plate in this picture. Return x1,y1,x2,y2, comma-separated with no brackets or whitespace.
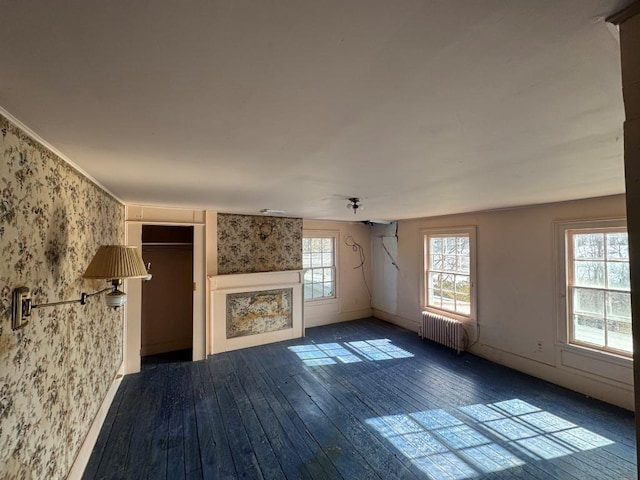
12,287,31,330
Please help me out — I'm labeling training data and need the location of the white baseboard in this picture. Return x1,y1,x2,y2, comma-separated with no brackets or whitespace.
304,307,373,328
372,308,420,333
66,365,124,480
373,309,634,411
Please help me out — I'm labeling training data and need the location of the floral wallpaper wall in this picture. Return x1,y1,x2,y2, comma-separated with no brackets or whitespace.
0,114,125,479
217,213,302,274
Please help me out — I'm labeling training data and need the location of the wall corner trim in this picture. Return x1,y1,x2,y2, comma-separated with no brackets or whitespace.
66,365,124,479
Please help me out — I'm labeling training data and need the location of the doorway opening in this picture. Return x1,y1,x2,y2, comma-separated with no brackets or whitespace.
141,225,194,367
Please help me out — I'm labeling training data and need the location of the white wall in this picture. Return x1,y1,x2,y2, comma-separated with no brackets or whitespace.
303,219,373,327
372,195,633,410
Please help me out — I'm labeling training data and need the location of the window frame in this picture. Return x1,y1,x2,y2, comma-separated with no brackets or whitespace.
420,226,477,322
555,218,631,359
302,231,338,303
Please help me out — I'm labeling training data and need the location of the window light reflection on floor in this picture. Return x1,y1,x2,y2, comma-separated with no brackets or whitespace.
365,399,614,480
288,339,413,366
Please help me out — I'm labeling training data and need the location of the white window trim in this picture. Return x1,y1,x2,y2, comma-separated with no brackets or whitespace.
420,226,477,324
303,230,339,303
554,217,631,361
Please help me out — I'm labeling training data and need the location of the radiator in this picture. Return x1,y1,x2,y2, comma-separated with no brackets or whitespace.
420,311,465,354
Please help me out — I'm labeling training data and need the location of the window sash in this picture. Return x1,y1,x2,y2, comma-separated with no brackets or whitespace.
424,232,472,317
303,236,336,301
566,227,631,356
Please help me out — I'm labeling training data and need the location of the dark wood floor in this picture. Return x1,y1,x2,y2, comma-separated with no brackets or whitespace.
83,318,636,479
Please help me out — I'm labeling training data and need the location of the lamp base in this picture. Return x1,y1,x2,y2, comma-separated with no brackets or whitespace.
105,289,126,308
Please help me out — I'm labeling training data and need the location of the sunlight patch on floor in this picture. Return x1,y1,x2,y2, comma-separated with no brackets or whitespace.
366,399,613,479
288,339,413,366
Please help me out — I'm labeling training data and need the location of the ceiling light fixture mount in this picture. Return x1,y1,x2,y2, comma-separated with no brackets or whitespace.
347,197,362,215
260,209,286,215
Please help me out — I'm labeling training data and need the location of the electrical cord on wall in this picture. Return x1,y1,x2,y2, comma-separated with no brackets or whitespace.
344,235,372,306
464,323,481,350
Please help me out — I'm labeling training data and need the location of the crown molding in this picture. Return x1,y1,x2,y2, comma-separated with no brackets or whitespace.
606,1,640,25
0,106,124,205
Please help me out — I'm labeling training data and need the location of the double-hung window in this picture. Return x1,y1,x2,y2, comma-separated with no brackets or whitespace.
422,227,476,318
564,224,631,356
303,236,336,300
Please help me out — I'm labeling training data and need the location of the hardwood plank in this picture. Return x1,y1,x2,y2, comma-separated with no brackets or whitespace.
206,356,264,479
231,349,327,480
180,362,202,476
255,344,381,479
223,359,294,479
165,361,187,480
85,318,636,480
192,360,236,479
81,375,130,480
239,347,344,479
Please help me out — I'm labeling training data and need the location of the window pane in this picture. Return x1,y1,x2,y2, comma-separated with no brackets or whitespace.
574,261,605,288
607,262,630,291
441,274,454,291
428,288,442,308
455,275,470,297
311,238,322,251
573,233,604,260
606,232,628,260
312,269,323,283
430,254,443,270
304,284,313,299
457,236,469,256
429,272,442,290
607,322,632,353
456,300,471,315
323,268,333,282
303,238,311,252
443,256,457,272
445,237,456,254
322,253,333,267
302,254,311,268
430,237,443,255
323,282,333,297
459,255,470,274
311,253,322,268
303,270,313,282
573,288,604,317
607,291,631,320
573,314,605,347
322,238,333,252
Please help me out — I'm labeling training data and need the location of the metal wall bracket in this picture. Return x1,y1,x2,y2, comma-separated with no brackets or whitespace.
12,287,31,330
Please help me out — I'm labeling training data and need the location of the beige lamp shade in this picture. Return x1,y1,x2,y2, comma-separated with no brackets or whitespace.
83,245,149,280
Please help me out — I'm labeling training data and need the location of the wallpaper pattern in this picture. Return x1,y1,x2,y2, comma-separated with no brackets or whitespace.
217,213,302,274
0,114,125,479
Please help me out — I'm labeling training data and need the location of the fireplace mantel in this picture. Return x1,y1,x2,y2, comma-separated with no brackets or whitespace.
209,270,304,353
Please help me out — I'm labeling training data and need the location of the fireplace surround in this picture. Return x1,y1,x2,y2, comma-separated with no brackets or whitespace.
209,270,304,353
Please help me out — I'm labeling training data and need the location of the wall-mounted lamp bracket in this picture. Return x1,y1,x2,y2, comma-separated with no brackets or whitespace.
12,287,31,330
10,282,119,331
10,245,151,331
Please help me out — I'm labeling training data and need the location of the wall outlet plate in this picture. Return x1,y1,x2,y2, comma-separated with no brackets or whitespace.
12,287,31,330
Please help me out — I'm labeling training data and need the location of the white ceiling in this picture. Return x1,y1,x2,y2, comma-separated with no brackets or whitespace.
0,0,632,221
